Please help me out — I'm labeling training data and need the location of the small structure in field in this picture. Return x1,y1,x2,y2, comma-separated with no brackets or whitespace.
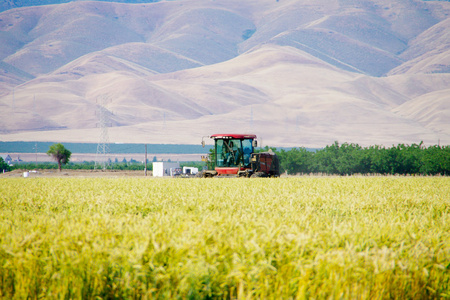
152,162,181,177
183,166,198,175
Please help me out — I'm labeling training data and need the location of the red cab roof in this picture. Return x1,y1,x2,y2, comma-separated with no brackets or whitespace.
210,134,257,139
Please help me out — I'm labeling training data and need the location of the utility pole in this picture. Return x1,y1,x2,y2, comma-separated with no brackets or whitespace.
144,144,148,176
34,142,38,167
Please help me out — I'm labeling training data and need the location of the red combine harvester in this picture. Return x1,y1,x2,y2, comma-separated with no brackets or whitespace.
200,134,280,178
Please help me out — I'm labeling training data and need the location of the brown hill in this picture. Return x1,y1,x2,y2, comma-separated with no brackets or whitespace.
1,0,449,147
389,17,450,75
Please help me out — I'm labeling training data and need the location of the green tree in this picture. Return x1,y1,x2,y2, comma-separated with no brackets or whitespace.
207,148,216,170
0,156,11,172
312,142,339,174
278,148,312,175
421,145,450,175
367,145,390,174
441,146,450,175
333,142,362,175
47,143,72,172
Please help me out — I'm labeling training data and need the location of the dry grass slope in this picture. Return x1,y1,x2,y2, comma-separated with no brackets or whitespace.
0,0,449,147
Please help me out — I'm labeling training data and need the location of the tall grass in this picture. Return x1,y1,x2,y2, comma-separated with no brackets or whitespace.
1,177,449,299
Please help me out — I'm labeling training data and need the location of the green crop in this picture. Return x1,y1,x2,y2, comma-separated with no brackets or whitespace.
0,177,449,299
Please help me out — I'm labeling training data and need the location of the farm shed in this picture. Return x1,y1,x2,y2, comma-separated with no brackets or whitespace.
152,162,181,177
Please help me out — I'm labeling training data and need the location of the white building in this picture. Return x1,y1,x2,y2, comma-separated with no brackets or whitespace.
152,162,181,177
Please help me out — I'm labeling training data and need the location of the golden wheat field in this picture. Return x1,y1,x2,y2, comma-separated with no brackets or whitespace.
0,177,449,299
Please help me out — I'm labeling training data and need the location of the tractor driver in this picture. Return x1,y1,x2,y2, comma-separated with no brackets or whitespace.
225,140,240,166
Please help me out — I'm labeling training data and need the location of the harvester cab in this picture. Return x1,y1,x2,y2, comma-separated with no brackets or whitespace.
201,134,280,178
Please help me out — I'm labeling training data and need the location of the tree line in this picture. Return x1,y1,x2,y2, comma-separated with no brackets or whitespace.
2,141,449,176
270,142,450,175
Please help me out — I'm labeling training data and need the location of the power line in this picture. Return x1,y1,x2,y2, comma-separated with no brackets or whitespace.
94,96,111,170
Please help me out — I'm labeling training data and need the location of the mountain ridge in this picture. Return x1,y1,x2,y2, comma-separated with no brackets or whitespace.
1,0,449,147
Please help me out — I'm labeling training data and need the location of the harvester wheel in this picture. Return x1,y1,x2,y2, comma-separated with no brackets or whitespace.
201,170,217,178
251,172,267,178
238,170,251,178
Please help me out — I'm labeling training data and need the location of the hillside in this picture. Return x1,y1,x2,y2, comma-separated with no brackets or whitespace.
0,0,160,13
1,0,449,148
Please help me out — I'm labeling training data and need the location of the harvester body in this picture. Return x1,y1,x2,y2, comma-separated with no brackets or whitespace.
201,134,280,177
